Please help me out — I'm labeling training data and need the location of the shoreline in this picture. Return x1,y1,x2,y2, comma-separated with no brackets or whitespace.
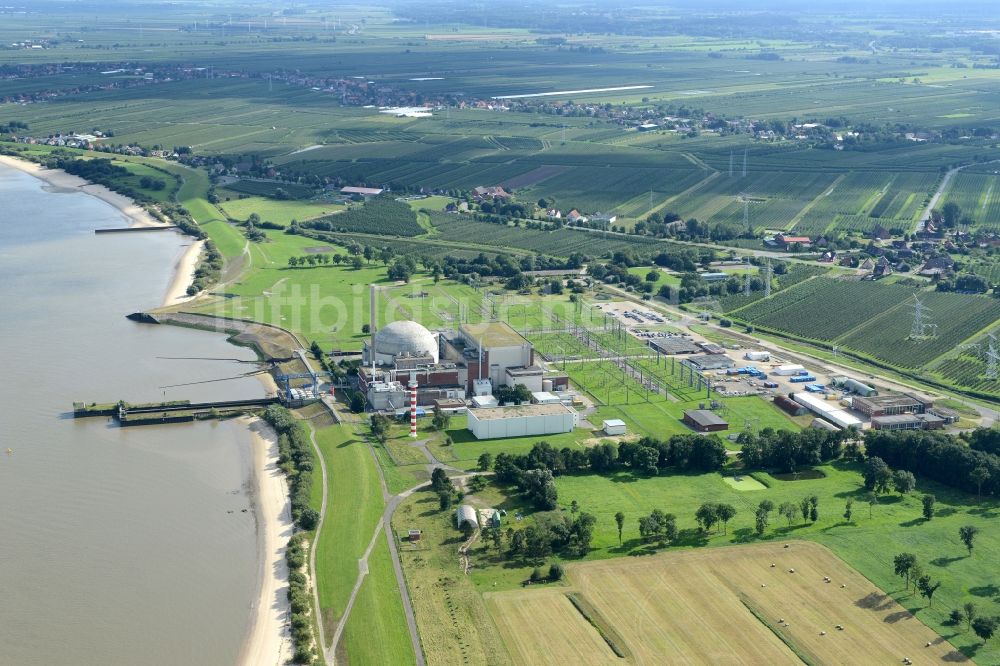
0,154,165,228
238,416,294,666
0,154,204,308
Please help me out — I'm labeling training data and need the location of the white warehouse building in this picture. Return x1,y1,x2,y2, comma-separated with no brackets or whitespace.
466,403,578,440
792,392,863,430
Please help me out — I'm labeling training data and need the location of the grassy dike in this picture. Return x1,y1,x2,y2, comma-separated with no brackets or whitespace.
310,423,415,663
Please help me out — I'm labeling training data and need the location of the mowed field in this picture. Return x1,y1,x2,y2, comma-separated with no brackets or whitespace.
487,542,965,665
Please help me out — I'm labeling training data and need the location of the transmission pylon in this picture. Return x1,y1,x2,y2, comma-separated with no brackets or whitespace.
987,334,1000,380
729,151,734,177
744,257,753,296
908,295,937,340
742,148,748,177
763,257,772,297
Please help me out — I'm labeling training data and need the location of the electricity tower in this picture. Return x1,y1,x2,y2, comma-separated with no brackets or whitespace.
908,295,938,340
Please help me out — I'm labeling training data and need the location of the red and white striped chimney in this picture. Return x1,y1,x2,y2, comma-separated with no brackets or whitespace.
409,379,418,438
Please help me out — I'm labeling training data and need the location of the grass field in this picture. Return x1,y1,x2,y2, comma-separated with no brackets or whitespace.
217,193,343,225
488,542,963,665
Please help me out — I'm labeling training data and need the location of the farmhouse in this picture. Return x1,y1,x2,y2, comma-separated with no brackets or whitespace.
682,409,728,432
466,403,578,440
774,233,812,248
565,209,588,223
471,186,510,201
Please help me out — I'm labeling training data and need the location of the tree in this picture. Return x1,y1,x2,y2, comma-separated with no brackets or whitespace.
965,602,978,632
893,470,916,496
799,496,812,525
530,567,544,583
696,503,720,532
361,323,370,334
549,563,564,581
867,492,879,519
942,201,962,228
351,255,364,270
950,608,966,626
778,502,799,526
431,467,454,494
973,616,999,643
570,500,579,514
893,552,917,588
917,574,941,607
438,490,453,511
959,525,980,556
717,504,737,534
288,256,299,267
922,494,936,520
477,452,493,472
468,475,488,493
864,456,893,494
755,500,774,536
615,511,625,544
638,510,677,546
808,495,819,523
843,498,854,523
369,413,391,444
909,562,924,592
971,465,990,500
431,406,451,431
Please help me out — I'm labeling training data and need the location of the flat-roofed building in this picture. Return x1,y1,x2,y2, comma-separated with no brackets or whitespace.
853,393,932,418
466,403,578,440
687,354,735,371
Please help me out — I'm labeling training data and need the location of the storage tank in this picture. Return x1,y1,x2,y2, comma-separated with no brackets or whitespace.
542,379,554,392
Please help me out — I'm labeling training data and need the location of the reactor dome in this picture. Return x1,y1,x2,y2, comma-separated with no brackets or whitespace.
372,320,439,364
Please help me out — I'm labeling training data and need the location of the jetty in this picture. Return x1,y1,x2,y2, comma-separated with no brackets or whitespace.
94,225,179,234
73,397,280,427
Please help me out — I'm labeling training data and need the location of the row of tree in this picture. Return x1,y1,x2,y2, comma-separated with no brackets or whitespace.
864,430,998,497
736,427,846,473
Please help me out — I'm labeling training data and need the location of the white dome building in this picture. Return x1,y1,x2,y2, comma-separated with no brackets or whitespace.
367,320,439,366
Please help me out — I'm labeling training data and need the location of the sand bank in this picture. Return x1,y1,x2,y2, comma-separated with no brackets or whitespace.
0,154,164,228
239,417,294,666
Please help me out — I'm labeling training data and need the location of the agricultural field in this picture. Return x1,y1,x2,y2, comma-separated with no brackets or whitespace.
941,170,1000,230
488,542,963,665
730,277,1000,393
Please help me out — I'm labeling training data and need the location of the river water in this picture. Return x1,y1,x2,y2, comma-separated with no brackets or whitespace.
0,165,266,665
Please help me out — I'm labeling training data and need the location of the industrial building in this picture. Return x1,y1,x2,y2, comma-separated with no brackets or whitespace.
602,419,627,436
466,403,578,440
649,337,701,355
359,309,568,409
792,392,862,430
871,414,945,431
687,354,735,371
852,393,932,418
774,395,808,416
682,409,729,432
773,364,806,376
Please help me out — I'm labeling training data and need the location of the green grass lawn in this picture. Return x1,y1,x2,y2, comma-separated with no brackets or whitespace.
217,192,343,225
312,424,384,640
342,537,416,666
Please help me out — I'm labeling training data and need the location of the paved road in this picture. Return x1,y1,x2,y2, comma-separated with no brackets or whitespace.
917,159,1000,232
304,423,330,664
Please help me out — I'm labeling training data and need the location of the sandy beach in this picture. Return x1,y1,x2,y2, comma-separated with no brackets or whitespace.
0,154,164,228
161,239,205,307
239,417,294,666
